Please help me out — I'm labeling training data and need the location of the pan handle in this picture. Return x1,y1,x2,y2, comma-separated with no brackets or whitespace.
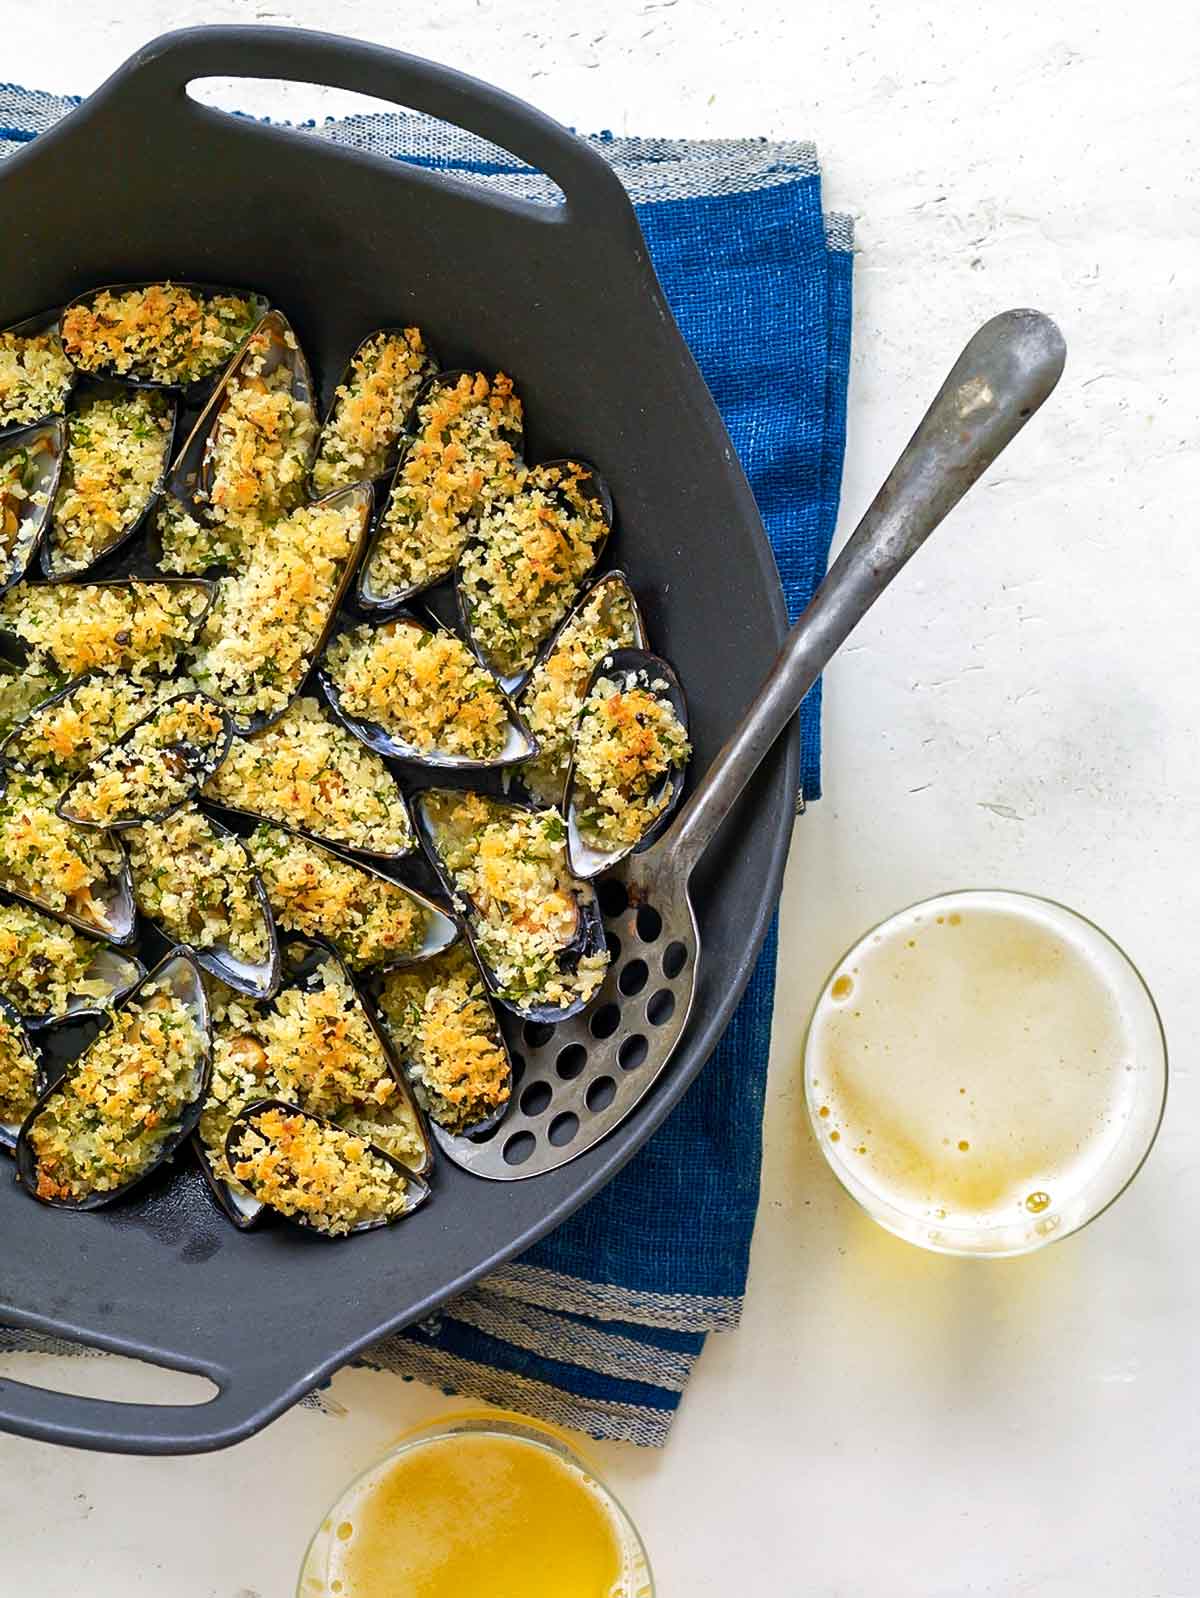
663,308,1068,877
0,1333,307,1455
89,25,636,230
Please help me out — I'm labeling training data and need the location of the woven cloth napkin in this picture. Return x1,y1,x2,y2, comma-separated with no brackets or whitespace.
0,85,853,1448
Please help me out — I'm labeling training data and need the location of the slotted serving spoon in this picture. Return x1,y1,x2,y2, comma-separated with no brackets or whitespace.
433,308,1067,1180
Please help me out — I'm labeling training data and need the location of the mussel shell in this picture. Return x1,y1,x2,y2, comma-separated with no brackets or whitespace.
0,766,137,943
564,647,690,880
413,788,607,1025
0,421,67,595
307,326,439,496
56,691,234,831
39,383,178,581
194,1137,267,1230
355,369,527,612
0,991,45,1153
278,933,435,1178
251,821,460,974
59,282,270,394
204,785,418,868
0,574,216,672
455,459,614,695
0,309,77,439
193,480,374,738
166,308,315,512
224,1097,431,1236
15,949,211,1209
316,611,537,772
127,808,281,1001
369,938,514,1141
0,896,145,1029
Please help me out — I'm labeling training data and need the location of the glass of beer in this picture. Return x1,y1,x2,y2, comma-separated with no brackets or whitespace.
804,890,1167,1256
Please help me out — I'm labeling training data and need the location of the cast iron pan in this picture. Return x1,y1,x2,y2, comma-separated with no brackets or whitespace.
0,26,799,1453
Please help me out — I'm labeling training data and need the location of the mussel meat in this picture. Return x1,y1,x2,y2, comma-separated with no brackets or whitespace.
40,384,176,580
60,282,268,391
57,691,233,830
517,570,647,808
0,309,76,437
356,369,524,609
245,820,458,975
318,613,536,771
0,421,66,595
564,648,690,880
0,766,136,942
201,694,415,861
15,950,210,1208
224,1098,430,1236
187,482,373,735
0,897,144,1028
310,326,436,495
456,459,612,693
126,806,279,1000
0,994,44,1152
414,788,608,1023
373,939,513,1137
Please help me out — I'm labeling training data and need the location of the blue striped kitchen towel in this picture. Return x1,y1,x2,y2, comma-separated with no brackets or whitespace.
0,85,853,1447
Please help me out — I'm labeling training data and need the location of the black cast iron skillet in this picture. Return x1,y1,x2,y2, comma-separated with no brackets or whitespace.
0,27,798,1454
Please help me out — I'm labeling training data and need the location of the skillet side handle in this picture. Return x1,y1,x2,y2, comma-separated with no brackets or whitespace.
0,1367,284,1456
92,25,637,232
664,307,1068,878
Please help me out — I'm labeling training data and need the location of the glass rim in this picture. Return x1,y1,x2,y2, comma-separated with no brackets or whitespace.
802,887,1169,1256
297,1410,655,1596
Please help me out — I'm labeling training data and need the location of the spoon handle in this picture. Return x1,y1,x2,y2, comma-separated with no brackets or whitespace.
664,307,1066,878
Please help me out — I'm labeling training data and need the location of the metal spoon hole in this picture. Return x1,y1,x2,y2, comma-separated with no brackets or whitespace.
522,1021,554,1049
520,1080,552,1117
605,929,622,961
662,940,689,978
618,959,648,996
509,1053,527,1088
548,1112,579,1147
597,879,628,918
647,989,676,1026
635,904,663,943
556,1043,588,1080
503,1131,536,1166
589,1003,620,1040
618,1034,648,1071
585,1076,617,1112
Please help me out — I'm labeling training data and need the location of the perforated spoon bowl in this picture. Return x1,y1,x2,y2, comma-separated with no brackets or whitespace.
434,308,1067,1179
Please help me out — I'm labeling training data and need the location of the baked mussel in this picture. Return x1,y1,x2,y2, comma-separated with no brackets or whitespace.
201,694,416,862
373,939,514,1138
564,647,690,880
0,897,144,1029
318,612,535,771
15,950,210,1209
517,570,647,808
224,1098,430,1237
59,282,268,392
414,788,608,1024
0,993,45,1153
187,481,373,735
356,369,524,610
126,806,279,1000
57,691,233,830
456,459,613,694
0,309,76,437
310,326,437,496
244,820,458,975
0,421,66,595
194,933,431,1230
167,308,316,528
0,576,214,680
0,765,136,943
0,671,180,782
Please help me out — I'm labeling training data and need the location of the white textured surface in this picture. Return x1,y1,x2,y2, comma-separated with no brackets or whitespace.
3,3,1200,1594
